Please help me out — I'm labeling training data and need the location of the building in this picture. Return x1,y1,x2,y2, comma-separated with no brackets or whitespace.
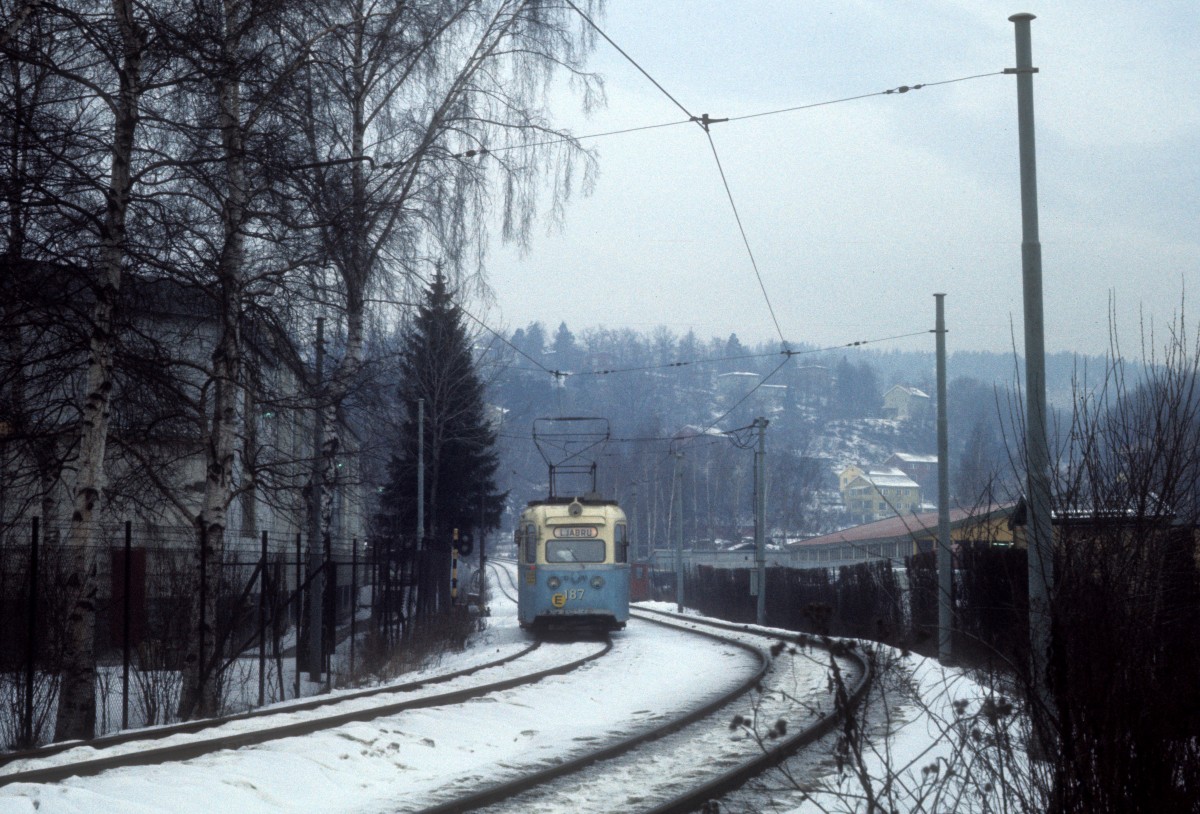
884,453,939,502
0,271,367,561
787,502,1018,566
882,384,930,421
839,465,922,524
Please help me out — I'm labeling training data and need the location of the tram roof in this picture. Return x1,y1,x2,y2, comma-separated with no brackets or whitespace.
526,495,619,507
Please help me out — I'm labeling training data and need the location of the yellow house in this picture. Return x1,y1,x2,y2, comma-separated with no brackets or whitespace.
883,385,930,421
840,465,922,524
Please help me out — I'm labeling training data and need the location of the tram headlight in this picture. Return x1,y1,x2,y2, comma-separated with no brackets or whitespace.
590,576,605,589
547,576,561,589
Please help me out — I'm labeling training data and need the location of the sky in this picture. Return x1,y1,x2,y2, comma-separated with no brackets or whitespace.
484,1,1199,357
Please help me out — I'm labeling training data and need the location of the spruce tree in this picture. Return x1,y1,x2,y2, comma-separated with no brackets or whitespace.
381,272,505,545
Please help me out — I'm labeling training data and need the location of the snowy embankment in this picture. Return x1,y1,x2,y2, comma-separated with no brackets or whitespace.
0,565,755,814
2,562,1010,814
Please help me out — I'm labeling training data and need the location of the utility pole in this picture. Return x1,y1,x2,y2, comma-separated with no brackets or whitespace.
306,316,325,682
1008,12,1055,738
754,417,769,626
671,449,684,612
417,398,425,547
935,294,952,663
478,483,487,614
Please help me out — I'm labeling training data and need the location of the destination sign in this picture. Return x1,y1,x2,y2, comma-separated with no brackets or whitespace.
553,526,598,539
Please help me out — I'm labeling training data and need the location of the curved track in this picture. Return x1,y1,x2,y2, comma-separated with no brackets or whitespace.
415,607,771,813
5,562,870,814
413,588,870,814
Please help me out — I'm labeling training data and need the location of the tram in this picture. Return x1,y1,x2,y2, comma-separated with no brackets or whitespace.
516,495,630,633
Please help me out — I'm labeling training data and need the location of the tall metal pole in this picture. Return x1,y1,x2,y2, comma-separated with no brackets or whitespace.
307,316,325,681
198,524,207,704
293,533,301,699
754,417,768,626
259,529,267,707
935,295,953,663
417,398,425,544
671,450,684,612
23,516,39,747
478,486,487,614
350,537,357,676
1009,12,1055,732
122,520,132,729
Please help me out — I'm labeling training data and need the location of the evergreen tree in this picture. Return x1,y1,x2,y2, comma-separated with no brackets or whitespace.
380,272,506,544
552,321,579,372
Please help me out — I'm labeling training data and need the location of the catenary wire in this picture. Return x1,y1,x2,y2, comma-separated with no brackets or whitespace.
486,329,934,380
561,0,786,347
562,0,696,121
702,127,787,347
450,72,1005,159
722,71,1006,124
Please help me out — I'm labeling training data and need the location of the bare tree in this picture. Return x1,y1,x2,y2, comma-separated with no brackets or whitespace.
0,0,155,741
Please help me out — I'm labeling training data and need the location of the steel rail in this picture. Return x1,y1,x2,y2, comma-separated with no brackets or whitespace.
414,610,770,814
0,639,609,788
630,607,872,814
425,608,871,814
486,560,520,603
0,637,541,772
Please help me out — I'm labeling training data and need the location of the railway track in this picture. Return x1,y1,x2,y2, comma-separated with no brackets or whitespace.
0,637,607,788
413,592,870,814
4,563,869,814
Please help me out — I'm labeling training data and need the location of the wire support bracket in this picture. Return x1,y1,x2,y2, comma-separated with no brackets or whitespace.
691,113,729,131
1002,67,1040,74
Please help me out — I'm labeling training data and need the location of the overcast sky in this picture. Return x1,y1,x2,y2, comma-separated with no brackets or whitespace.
483,1,1198,357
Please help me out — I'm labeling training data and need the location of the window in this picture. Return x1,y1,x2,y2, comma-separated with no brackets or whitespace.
523,524,537,563
615,523,628,563
546,538,606,563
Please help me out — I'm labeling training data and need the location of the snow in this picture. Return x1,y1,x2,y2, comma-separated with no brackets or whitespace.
0,564,1004,814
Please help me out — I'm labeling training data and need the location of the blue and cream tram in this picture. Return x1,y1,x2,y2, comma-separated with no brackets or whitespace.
516,496,630,633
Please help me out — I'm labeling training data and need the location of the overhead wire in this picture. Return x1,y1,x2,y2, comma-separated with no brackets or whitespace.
486,328,935,381
562,0,788,348
723,72,1006,124
700,127,787,347
562,0,696,121
466,71,1006,159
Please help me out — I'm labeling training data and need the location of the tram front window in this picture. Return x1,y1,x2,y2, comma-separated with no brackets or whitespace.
546,539,606,563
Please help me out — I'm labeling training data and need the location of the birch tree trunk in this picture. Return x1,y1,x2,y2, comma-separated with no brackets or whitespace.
177,0,246,720
54,0,144,742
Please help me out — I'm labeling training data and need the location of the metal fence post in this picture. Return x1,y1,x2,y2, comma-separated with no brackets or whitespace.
122,520,132,730
22,516,39,747
294,532,301,700
259,529,267,708
198,524,207,712
350,538,357,677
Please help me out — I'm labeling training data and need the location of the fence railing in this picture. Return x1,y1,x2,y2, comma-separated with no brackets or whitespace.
0,519,462,748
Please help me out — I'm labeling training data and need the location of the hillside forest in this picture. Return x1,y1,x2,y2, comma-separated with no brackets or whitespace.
483,320,1101,551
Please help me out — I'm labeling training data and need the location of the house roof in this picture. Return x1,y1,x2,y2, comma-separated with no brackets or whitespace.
1009,494,1178,527
788,502,1017,548
885,384,930,399
865,473,920,489
847,467,918,489
889,453,938,464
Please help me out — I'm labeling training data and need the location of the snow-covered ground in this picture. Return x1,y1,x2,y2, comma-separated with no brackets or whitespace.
1,564,1009,814
1,566,755,813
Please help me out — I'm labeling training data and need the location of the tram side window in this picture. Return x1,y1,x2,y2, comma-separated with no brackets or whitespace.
615,523,628,563
523,524,537,563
